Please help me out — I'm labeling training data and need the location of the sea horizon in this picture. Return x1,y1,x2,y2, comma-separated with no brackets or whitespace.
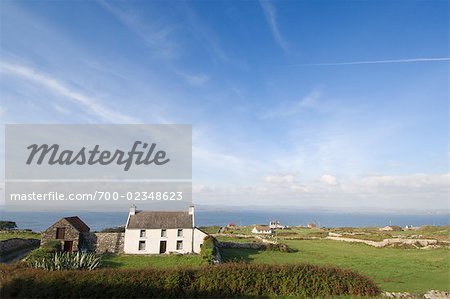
1,209,448,232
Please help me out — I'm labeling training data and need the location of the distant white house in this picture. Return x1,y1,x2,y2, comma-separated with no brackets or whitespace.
252,226,274,234
269,220,285,229
307,222,317,229
123,205,208,254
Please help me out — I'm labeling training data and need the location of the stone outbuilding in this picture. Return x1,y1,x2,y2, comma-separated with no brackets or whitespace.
41,216,90,252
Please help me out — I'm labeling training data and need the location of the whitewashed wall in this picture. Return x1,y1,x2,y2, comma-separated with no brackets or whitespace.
124,228,208,254
124,228,192,254
193,228,208,253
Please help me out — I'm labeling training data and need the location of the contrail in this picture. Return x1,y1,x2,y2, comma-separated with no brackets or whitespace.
292,57,450,67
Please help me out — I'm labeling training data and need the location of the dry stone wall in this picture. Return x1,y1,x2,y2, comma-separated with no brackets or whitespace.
0,238,40,256
82,232,124,254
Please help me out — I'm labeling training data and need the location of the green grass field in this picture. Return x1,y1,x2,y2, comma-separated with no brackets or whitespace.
101,254,203,269
0,231,41,241
220,239,450,293
6,225,448,294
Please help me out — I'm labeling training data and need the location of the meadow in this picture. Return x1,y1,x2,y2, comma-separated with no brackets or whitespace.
101,253,203,269
220,238,449,293
0,231,41,241
1,226,448,294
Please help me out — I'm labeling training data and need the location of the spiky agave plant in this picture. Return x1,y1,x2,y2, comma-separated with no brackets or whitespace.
28,251,100,271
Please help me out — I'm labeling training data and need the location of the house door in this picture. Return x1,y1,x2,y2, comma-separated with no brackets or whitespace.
64,241,73,252
159,241,167,254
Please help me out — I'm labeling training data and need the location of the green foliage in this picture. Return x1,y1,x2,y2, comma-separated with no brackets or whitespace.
26,252,100,271
263,242,295,252
0,221,17,230
41,240,62,252
0,263,380,298
200,236,216,264
26,248,53,264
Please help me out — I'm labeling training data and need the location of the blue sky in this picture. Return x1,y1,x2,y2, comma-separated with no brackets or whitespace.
0,0,448,212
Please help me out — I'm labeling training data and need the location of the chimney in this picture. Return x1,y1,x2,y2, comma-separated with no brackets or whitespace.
188,205,195,227
129,205,136,215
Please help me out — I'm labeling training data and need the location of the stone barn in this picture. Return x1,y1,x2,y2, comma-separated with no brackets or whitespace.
41,216,90,252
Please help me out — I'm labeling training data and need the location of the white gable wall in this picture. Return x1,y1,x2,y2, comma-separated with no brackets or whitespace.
193,228,208,253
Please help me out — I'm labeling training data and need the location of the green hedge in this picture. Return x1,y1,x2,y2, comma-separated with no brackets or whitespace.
0,263,380,298
200,236,217,264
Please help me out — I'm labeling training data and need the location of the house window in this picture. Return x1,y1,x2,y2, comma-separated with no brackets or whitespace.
56,228,65,239
161,229,167,237
177,229,183,237
176,240,183,250
138,241,146,250
140,230,146,238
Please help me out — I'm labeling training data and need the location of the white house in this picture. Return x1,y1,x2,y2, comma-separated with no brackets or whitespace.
124,205,208,254
269,220,285,229
251,226,274,234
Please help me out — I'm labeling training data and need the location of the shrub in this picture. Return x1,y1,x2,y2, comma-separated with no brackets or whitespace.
200,236,217,264
26,252,100,271
0,221,17,230
26,248,53,264
41,240,62,252
0,262,381,298
263,242,295,252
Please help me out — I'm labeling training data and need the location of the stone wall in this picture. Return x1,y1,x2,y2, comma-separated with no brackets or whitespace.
83,232,124,254
41,218,81,251
0,238,40,256
217,241,266,250
326,236,442,248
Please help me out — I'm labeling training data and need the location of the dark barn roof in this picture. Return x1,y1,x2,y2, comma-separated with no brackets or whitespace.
64,216,90,233
127,211,193,229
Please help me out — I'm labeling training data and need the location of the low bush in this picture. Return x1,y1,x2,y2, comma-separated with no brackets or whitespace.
0,221,17,230
263,242,295,252
41,240,62,252
25,241,62,264
200,236,217,264
0,262,381,298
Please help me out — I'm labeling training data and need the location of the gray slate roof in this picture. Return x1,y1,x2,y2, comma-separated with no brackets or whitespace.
127,211,193,229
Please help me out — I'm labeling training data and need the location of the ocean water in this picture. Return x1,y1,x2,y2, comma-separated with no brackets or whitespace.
1,210,448,232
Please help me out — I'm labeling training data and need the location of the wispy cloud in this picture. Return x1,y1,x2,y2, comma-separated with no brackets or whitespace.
259,0,289,52
0,61,138,123
182,3,230,63
261,89,321,118
97,0,178,59
291,57,450,67
175,70,209,86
